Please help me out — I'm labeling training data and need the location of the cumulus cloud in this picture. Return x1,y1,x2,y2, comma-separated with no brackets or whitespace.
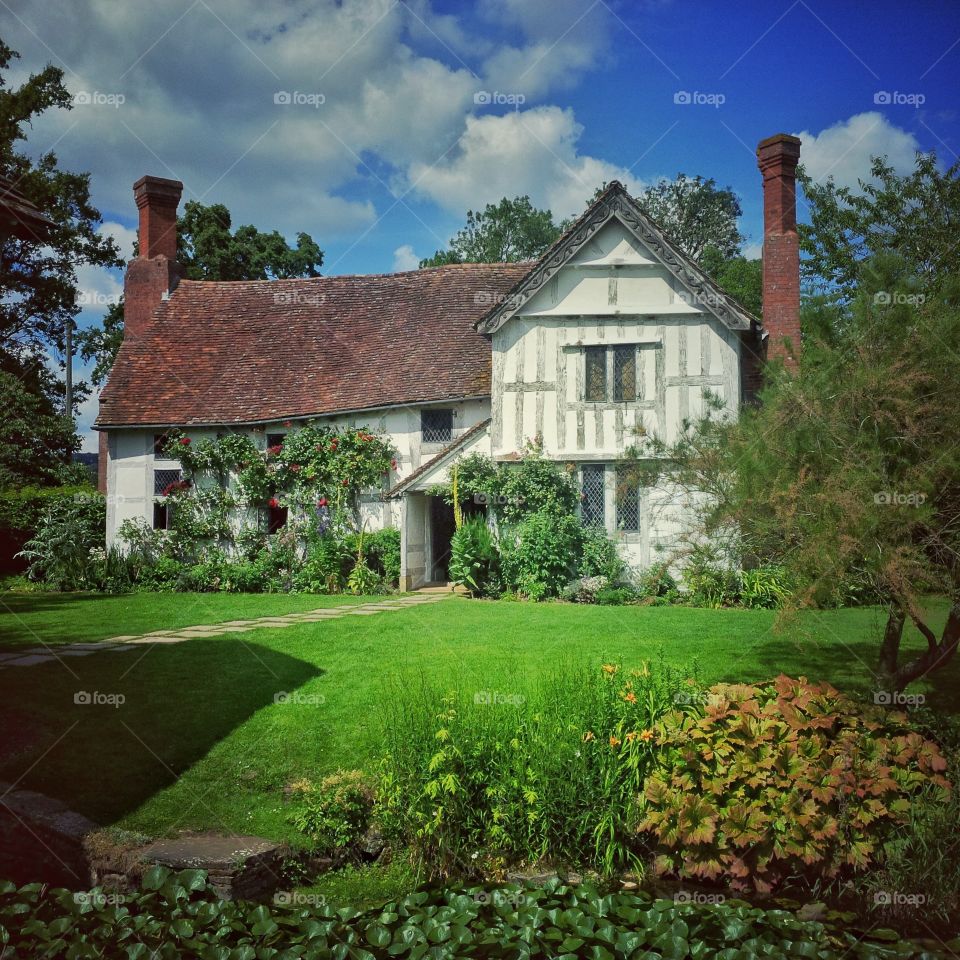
391,244,420,271
794,112,921,192
408,107,646,220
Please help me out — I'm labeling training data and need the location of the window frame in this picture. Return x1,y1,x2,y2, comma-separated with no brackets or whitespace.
615,464,642,533
584,346,608,403
613,345,637,403
421,408,454,444
580,463,606,529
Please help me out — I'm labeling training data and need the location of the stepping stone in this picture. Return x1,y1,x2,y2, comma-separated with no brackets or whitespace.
212,626,255,633
63,642,121,650
221,620,258,626
143,630,178,637
4,655,53,666
124,636,190,645
105,636,140,643
346,609,386,616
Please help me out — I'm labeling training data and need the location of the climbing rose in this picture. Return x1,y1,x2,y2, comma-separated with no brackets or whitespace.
268,497,280,508
290,463,301,472
179,437,191,446
391,458,398,469
317,497,328,507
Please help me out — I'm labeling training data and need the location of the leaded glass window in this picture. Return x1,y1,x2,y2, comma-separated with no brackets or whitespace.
154,468,183,496
422,408,453,443
581,464,605,528
585,346,607,402
614,346,636,402
616,465,641,532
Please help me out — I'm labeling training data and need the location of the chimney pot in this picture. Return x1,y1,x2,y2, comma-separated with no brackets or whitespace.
757,134,801,370
123,175,183,341
133,175,182,260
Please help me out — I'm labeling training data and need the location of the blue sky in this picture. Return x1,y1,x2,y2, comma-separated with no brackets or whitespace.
5,0,959,448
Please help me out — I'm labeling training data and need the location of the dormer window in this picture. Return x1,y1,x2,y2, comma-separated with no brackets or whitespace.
422,409,453,444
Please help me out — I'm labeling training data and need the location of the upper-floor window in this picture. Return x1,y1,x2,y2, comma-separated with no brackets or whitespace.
422,408,453,444
584,345,637,402
585,347,606,402
266,433,285,450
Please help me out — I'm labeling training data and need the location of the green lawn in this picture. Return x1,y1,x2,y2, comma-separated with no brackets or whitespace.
0,593,956,848
0,591,375,647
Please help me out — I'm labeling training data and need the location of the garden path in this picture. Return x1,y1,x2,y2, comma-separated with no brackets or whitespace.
0,593,449,669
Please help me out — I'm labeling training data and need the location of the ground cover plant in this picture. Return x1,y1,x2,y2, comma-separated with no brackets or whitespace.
4,867,959,959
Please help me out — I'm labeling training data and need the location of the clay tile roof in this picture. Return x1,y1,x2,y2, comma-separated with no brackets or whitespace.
97,263,531,427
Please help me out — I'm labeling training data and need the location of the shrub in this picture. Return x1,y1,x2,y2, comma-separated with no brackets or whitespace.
634,561,679,604
377,659,700,880
449,516,499,596
560,575,608,603
595,586,637,606
16,494,105,590
639,675,950,894
499,509,582,599
490,453,579,527
290,770,374,854
738,564,792,609
680,547,739,607
577,524,625,581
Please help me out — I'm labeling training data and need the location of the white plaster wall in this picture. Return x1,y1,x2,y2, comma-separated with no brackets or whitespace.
489,218,742,573
104,397,490,545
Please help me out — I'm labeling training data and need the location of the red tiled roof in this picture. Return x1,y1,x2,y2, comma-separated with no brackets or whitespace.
97,263,531,427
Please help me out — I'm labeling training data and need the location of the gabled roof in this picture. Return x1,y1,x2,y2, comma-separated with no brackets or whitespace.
97,264,530,428
385,417,491,499
475,181,759,335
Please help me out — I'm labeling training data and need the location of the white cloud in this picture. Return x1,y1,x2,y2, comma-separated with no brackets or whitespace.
794,112,921,192
392,244,420,271
408,107,646,220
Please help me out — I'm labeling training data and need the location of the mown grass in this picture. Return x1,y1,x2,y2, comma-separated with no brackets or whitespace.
0,594,956,851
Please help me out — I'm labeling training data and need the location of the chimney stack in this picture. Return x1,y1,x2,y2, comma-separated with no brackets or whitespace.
757,134,801,369
123,175,183,340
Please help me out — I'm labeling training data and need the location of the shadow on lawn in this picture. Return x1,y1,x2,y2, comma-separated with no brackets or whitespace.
0,637,322,825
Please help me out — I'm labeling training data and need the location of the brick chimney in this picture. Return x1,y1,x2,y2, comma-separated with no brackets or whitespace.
123,175,183,340
757,134,801,369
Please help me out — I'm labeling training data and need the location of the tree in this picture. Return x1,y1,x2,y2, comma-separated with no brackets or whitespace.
799,152,960,301
0,39,121,384
629,254,960,692
699,248,762,316
78,200,325,382
0,363,79,488
176,200,324,281
420,196,560,267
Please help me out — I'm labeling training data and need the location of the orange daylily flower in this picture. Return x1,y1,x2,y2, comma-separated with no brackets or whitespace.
623,691,638,704
639,729,655,742
582,731,595,742
625,731,639,743
602,664,618,675
609,735,621,748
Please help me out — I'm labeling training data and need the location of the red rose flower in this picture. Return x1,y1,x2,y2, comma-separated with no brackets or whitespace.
330,440,338,451
391,458,398,469
318,497,328,507
267,444,283,456
341,478,349,486
268,497,280,508
290,463,301,472
179,437,191,446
